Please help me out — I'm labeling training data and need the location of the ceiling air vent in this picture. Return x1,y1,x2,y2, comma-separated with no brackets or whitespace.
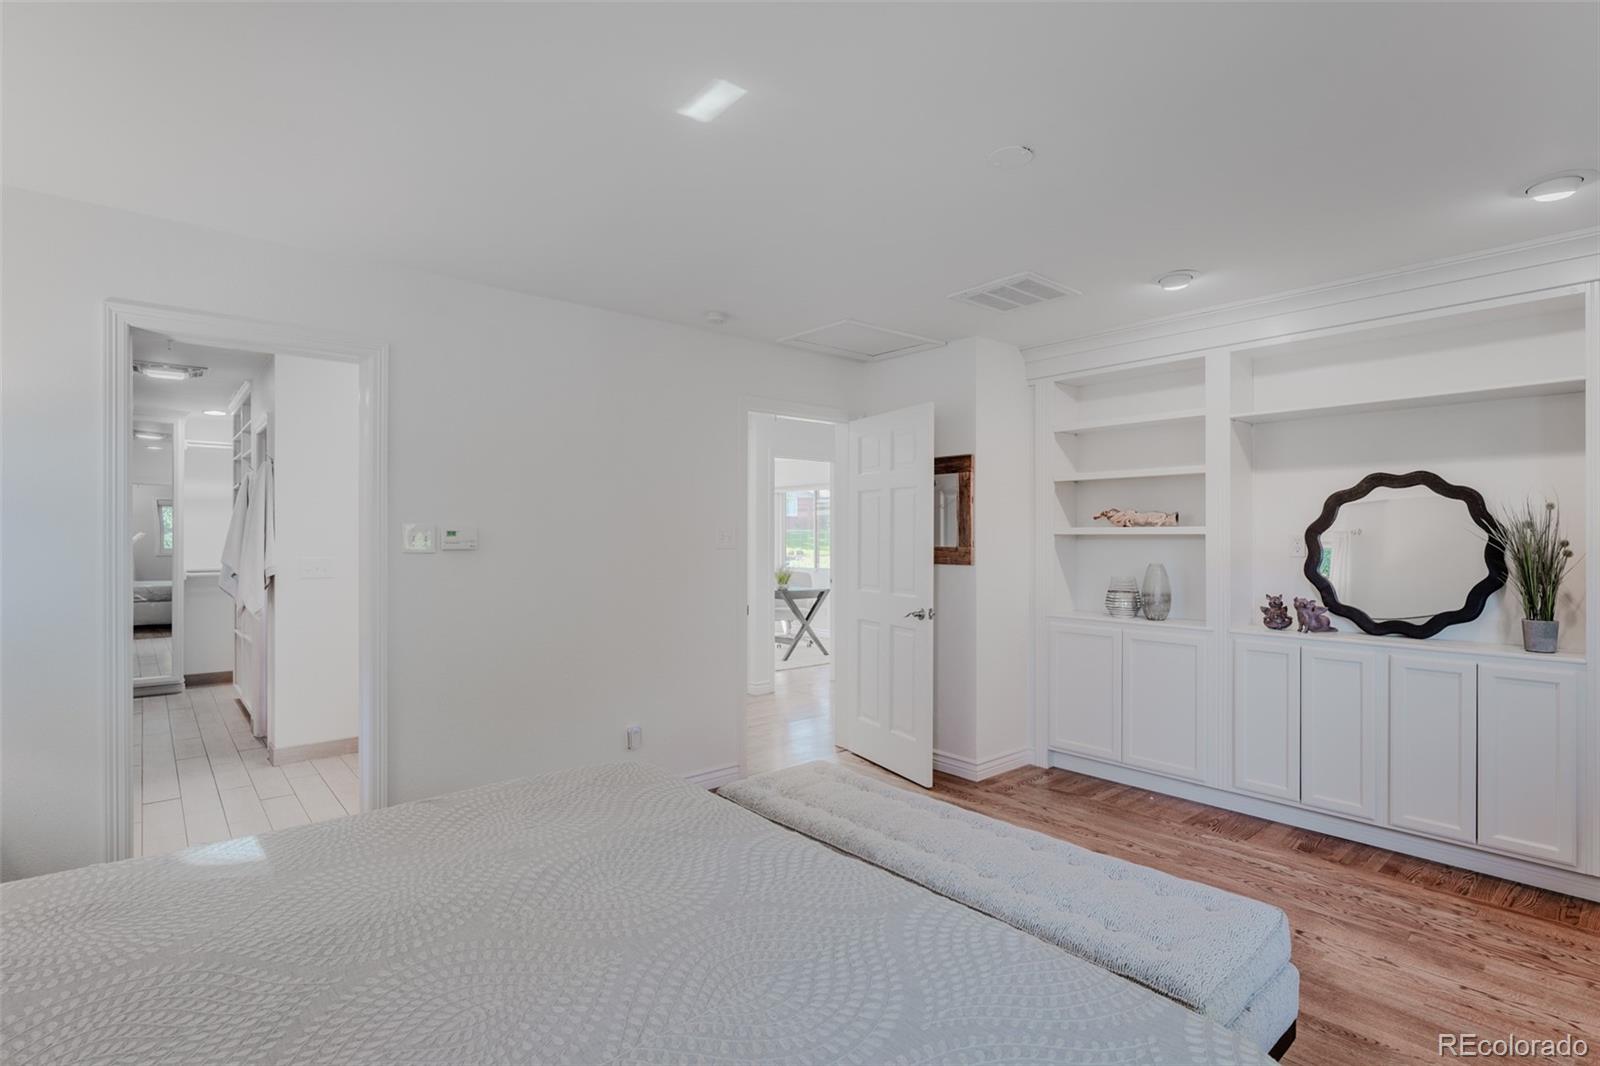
778,320,944,362
949,271,1080,312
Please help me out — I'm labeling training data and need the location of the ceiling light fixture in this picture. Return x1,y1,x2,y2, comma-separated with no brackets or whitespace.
988,145,1034,170
133,431,165,441
133,361,207,381
202,409,228,417
677,79,747,123
1523,172,1593,202
145,445,164,451
1156,270,1197,291
704,310,730,326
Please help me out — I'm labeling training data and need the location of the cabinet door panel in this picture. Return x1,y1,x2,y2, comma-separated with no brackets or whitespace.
1123,632,1205,781
1387,655,1475,843
1478,664,1579,866
1301,647,1381,821
1047,622,1120,760
1232,639,1300,800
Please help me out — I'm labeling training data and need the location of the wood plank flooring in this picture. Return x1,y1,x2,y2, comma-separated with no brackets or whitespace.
133,682,359,857
743,663,835,776
924,767,1600,1066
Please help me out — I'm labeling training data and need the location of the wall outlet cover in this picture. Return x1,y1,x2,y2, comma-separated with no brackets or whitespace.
403,523,436,553
626,725,642,751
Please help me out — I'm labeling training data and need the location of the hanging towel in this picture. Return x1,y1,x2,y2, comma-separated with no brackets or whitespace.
219,473,251,599
238,460,276,617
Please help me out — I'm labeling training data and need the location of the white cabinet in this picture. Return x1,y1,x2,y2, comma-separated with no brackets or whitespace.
1387,654,1476,843
1232,639,1300,800
1046,621,1120,760
1478,663,1581,866
1301,646,1381,821
1123,631,1206,781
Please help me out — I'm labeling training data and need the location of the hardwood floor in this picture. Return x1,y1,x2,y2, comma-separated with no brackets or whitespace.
744,663,835,775
923,767,1600,1066
133,682,360,857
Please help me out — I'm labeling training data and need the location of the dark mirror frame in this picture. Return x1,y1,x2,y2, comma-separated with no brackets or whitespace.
1303,470,1506,639
934,454,973,566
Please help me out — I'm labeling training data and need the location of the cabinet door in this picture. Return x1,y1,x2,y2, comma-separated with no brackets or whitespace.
1387,655,1476,843
1478,663,1580,866
1123,631,1205,781
1232,638,1300,800
1046,621,1120,761
1301,646,1381,821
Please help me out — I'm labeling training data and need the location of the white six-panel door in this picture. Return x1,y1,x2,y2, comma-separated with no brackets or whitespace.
836,404,935,787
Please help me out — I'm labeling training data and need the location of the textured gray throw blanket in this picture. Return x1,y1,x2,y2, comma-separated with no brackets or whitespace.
720,761,1296,1049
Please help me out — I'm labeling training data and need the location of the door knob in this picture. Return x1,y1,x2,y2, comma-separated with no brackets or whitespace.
905,608,934,620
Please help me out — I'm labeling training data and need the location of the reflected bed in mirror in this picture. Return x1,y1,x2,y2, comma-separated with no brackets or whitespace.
1304,471,1506,639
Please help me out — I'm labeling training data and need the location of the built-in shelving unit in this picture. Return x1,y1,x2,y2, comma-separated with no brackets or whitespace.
1031,276,1599,902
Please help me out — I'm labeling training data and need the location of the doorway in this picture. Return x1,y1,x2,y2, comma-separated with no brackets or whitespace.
742,408,843,776
105,302,388,862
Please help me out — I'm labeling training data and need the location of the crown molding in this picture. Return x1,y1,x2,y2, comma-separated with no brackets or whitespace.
1024,227,1600,378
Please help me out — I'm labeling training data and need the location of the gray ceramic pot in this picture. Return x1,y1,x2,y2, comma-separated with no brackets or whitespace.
1522,619,1559,654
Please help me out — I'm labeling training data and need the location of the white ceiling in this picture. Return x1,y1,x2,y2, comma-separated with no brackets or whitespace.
6,4,1597,354
130,330,269,417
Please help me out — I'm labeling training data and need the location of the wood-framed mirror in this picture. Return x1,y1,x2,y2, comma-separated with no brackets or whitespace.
1303,470,1506,639
935,454,973,565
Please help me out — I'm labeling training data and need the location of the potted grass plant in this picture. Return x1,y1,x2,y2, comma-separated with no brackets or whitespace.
1492,500,1577,653
774,567,793,588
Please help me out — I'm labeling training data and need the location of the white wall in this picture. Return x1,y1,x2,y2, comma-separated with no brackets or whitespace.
131,483,172,583
859,339,1034,772
182,444,232,572
270,353,361,751
1,188,863,879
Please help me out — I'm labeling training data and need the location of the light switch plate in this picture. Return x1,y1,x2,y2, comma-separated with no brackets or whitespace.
298,556,335,579
403,523,436,553
441,525,478,551
714,528,735,550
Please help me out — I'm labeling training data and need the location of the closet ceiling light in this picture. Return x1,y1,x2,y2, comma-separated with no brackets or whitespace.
144,444,164,451
133,431,165,441
202,409,228,417
988,145,1034,169
1156,270,1197,291
1523,172,1591,202
676,79,746,123
133,361,207,381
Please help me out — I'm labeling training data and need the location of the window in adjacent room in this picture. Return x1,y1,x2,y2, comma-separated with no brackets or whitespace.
156,498,174,555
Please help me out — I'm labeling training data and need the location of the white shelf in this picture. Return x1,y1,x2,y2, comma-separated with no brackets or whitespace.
1055,525,1207,537
1230,377,1585,425
1054,408,1206,434
1056,464,1206,483
1228,626,1585,665
1051,611,1211,633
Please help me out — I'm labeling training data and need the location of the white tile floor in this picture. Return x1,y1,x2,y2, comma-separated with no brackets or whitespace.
133,682,359,857
132,627,173,680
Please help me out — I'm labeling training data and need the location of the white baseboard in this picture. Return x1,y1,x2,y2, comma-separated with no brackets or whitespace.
745,681,773,696
686,763,743,790
933,746,1036,782
1047,750,1600,903
270,736,358,766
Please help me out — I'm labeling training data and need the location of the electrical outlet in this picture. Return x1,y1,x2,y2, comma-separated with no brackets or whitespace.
714,528,735,550
1289,536,1307,559
626,725,642,751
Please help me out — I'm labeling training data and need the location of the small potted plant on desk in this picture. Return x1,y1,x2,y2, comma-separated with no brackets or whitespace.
775,567,793,589
1494,500,1578,654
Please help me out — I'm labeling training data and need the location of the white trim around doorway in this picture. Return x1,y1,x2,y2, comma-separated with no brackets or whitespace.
103,300,389,862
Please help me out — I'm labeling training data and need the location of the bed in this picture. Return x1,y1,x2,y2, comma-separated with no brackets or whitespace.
1,764,1270,1065
132,579,172,626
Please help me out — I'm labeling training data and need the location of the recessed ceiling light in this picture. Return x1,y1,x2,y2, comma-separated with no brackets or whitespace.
1156,270,1197,291
677,79,746,123
1523,172,1593,202
133,431,165,441
145,444,164,451
988,145,1034,169
202,409,228,417
704,310,731,325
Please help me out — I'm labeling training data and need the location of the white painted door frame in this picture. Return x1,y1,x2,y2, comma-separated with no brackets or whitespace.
736,397,851,781
103,300,389,862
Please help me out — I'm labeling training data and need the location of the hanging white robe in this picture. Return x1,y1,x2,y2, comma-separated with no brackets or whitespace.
219,473,251,599
238,460,276,617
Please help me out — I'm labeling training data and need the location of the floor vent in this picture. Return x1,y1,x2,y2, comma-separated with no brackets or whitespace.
778,320,944,361
949,271,1080,312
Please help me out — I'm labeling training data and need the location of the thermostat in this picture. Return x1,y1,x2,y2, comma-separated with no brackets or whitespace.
441,526,478,551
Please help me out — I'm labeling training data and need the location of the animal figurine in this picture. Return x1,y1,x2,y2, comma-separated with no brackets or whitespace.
1293,597,1335,633
1092,508,1179,528
1260,594,1292,630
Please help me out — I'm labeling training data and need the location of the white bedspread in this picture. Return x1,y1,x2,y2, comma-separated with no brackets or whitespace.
2,764,1268,1065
